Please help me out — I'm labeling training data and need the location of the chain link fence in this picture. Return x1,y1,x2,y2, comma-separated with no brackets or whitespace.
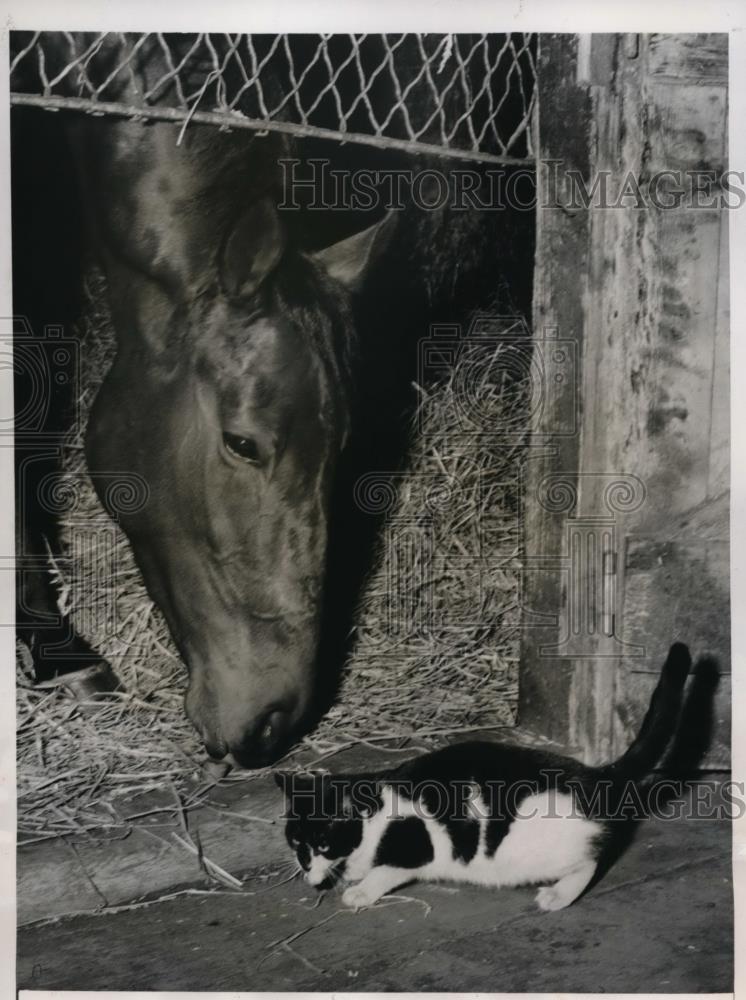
10,32,536,163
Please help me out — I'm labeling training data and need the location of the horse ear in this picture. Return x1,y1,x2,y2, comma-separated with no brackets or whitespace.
311,211,397,291
220,197,286,301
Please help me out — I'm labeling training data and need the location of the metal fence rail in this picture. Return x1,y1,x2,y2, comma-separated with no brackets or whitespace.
10,32,537,164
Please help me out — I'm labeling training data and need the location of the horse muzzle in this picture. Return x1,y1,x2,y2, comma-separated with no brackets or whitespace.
186,682,304,769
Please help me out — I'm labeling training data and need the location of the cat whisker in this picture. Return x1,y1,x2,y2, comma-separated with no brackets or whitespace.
323,863,349,892
272,861,301,877
250,867,303,895
269,868,303,889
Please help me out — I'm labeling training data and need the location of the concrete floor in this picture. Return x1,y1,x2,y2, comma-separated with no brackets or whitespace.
17,783,733,992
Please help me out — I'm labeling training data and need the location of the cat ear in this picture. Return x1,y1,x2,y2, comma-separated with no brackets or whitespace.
273,769,311,796
273,770,292,795
310,211,397,292
273,768,328,794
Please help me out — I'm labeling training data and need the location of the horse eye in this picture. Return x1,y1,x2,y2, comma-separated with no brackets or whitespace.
223,432,261,464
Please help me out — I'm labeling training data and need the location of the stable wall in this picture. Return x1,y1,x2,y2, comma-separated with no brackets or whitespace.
519,33,730,767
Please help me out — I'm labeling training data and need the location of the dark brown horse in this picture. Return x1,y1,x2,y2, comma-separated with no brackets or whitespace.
85,123,394,765
14,37,394,766
13,33,534,768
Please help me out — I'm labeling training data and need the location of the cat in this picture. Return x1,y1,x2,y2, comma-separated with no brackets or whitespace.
276,642,717,912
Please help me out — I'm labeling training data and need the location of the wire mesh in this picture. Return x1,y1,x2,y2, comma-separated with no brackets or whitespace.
10,32,536,163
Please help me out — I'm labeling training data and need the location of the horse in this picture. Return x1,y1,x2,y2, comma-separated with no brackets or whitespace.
13,33,396,766
13,33,535,768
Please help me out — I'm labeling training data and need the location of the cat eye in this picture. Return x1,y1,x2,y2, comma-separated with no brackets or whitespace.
223,432,262,465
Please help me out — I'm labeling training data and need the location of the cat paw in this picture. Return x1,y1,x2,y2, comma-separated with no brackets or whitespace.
535,885,571,912
342,884,379,910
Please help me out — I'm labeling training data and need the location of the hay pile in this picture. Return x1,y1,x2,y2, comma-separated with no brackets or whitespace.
16,269,528,842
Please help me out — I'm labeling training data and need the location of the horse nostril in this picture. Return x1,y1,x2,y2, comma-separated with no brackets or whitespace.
227,708,294,769
259,707,292,747
203,736,228,760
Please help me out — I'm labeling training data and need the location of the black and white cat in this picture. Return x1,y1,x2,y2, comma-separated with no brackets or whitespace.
277,643,716,912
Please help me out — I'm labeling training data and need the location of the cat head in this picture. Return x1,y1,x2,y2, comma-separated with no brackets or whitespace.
274,770,380,887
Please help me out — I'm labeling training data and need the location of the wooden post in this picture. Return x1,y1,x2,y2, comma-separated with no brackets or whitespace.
518,33,595,755
519,34,730,766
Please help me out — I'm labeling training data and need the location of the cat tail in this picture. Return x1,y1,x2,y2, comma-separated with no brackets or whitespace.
655,654,720,781
603,642,691,781
621,653,720,815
